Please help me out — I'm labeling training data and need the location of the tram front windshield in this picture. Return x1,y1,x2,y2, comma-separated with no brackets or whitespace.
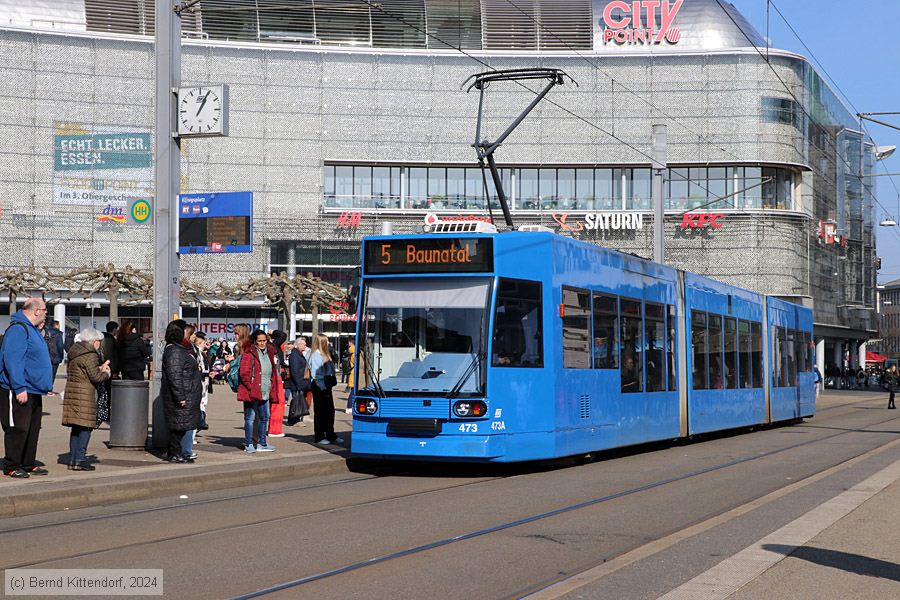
360,277,490,396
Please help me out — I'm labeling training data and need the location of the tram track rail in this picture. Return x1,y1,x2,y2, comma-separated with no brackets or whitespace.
2,391,877,538
225,407,900,599
1,395,889,582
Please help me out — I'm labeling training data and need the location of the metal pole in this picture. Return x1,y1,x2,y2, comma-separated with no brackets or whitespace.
651,124,667,264
152,0,182,449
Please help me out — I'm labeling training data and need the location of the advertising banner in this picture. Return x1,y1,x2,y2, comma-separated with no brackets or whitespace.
52,122,155,209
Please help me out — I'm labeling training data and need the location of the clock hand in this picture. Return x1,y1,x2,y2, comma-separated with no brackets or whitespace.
196,91,210,117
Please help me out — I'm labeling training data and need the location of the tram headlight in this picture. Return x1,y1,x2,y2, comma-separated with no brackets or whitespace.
453,401,487,418
453,402,471,417
356,399,378,415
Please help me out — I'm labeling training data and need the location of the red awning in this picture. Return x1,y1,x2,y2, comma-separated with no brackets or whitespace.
866,351,888,363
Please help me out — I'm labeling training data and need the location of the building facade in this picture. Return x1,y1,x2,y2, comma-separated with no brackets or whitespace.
0,0,880,364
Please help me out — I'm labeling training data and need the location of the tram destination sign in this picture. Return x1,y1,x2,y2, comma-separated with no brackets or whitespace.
364,238,493,275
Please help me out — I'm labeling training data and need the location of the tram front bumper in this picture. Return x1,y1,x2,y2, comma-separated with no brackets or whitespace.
350,430,507,461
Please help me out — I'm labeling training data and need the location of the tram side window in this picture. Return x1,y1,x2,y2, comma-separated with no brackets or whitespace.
738,320,752,388
802,331,811,372
751,322,763,388
691,311,708,390
724,317,738,389
667,304,677,391
592,293,618,369
492,278,543,368
620,299,643,393
786,329,798,386
776,327,788,387
799,330,810,373
644,303,666,392
708,315,724,390
562,287,590,369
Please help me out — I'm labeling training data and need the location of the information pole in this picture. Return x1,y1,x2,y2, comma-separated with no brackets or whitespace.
152,1,182,449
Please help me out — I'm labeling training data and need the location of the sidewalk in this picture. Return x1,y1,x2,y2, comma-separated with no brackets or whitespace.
729,475,900,600
0,378,355,518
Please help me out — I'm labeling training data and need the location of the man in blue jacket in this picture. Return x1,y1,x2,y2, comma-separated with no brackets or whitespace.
0,297,53,478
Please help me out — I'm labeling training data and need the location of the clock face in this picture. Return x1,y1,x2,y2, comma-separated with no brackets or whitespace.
178,86,227,136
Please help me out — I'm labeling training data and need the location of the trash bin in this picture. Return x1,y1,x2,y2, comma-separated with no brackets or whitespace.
109,380,150,448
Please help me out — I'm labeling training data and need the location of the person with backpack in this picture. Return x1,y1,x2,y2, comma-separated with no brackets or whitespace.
287,336,311,426
237,329,278,454
0,298,54,478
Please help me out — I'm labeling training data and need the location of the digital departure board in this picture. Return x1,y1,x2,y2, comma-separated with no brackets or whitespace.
364,238,493,274
178,191,253,254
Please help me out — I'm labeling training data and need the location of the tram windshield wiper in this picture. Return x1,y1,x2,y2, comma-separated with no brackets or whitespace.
448,352,483,399
362,344,385,399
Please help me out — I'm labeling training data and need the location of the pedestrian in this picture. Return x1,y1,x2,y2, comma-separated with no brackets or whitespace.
101,321,119,377
46,319,64,394
282,340,294,413
287,336,311,426
179,322,200,460
0,297,54,478
885,364,898,410
62,328,111,471
237,329,278,453
813,365,822,402
195,331,211,431
344,340,356,414
267,330,287,438
309,333,343,446
117,319,150,380
160,320,202,463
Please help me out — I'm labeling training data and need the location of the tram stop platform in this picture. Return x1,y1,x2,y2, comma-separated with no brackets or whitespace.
0,378,353,518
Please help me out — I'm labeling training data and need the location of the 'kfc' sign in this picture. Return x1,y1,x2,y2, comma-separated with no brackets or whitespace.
675,212,724,239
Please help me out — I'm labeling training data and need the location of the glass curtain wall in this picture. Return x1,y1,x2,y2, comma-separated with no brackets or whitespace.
324,164,795,211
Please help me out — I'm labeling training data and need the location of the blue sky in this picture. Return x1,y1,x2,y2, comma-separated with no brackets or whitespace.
728,0,900,283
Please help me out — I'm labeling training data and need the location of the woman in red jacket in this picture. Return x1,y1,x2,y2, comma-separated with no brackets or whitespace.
237,329,279,453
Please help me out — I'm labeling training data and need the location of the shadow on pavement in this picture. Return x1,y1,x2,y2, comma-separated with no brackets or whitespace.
762,544,900,582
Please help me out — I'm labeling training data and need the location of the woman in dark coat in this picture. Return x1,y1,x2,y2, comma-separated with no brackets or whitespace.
62,328,111,471
161,321,203,462
885,365,898,410
117,319,151,380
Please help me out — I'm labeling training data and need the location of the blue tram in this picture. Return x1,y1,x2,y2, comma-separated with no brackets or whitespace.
349,223,815,462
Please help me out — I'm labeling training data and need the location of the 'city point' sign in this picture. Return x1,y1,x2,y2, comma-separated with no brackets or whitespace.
600,0,684,46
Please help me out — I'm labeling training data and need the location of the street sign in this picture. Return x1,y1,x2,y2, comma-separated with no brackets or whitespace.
178,191,252,254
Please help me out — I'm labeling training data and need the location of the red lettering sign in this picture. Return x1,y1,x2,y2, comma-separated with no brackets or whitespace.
551,212,584,232
680,213,724,229
336,211,362,229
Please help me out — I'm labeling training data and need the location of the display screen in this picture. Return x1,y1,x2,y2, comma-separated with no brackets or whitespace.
179,216,250,250
178,191,253,254
364,238,493,275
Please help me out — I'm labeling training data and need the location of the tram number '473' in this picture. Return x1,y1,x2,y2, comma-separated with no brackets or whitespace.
458,423,478,433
